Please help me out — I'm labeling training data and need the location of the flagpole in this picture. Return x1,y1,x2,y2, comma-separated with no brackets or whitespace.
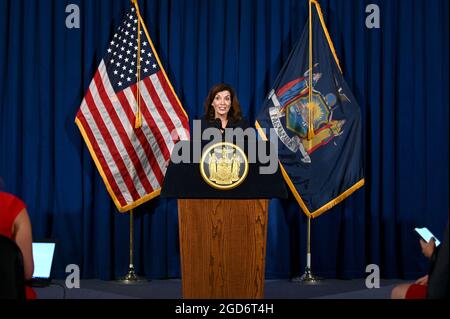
133,0,142,129
307,0,315,141
117,209,147,283
290,0,322,285
292,215,322,284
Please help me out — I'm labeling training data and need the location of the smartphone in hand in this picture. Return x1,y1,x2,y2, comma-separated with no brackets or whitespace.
415,227,441,247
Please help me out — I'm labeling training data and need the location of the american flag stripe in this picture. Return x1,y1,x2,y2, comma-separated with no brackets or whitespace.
151,73,189,141
128,87,172,163
155,72,190,139
93,69,155,195
142,76,177,142
87,78,147,199
116,89,164,189
83,88,142,202
121,87,168,180
98,61,163,191
138,80,176,153
77,112,127,205
76,109,130,206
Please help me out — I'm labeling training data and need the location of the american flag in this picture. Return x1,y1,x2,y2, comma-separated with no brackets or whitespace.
75,5,190,212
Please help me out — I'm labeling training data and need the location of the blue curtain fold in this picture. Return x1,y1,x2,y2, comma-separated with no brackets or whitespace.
0,0,448,280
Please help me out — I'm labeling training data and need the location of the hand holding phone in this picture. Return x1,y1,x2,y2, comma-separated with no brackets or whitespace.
414,227,441,247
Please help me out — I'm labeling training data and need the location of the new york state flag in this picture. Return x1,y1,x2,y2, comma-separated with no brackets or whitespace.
256,0,364,218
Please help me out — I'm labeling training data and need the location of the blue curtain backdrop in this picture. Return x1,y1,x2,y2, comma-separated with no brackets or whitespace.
0,0,448,280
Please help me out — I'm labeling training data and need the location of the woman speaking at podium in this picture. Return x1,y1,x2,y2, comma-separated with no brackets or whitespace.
201,83,249,132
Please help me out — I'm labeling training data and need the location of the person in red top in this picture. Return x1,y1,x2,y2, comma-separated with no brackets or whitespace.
0,188,36,299
391,223,449,299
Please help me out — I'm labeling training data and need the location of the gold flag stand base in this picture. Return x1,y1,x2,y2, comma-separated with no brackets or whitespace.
291,215,323,285
291,267,323,285
115,209,149,284
116,265,148,284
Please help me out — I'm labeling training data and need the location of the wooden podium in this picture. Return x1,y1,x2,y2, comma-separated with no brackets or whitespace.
178,199,269,299
161,140,287,299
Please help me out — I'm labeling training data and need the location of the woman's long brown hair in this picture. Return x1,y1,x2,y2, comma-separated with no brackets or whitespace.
203,83,243,123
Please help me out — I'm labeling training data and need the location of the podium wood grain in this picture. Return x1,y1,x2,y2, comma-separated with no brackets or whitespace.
178,199,269,299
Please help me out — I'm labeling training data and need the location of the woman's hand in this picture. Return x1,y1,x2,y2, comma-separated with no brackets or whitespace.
419,238,436,259
415,274,429,286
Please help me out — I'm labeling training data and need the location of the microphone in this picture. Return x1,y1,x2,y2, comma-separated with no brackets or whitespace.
214,118,223,130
